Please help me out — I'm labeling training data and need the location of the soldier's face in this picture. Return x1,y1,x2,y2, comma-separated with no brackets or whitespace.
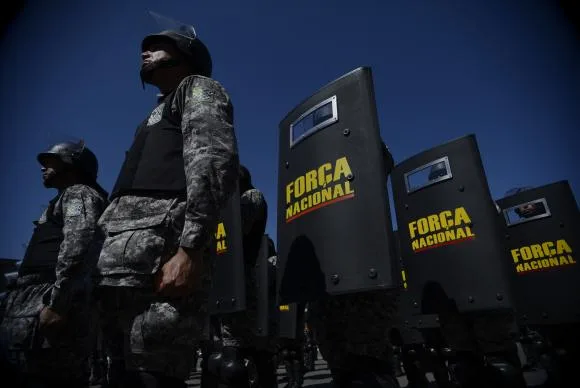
40,157,65,188
140,41,181,76
517,203,541,218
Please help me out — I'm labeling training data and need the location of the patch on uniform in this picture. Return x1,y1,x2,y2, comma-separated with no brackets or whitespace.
191,86,216,104
147,103,165,126
65,201,84,217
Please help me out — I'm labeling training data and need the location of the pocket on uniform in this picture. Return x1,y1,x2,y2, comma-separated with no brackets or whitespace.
134,300,198,353
0,315,40,350
105,210,169,234
125,228,168,274
98,226,168,277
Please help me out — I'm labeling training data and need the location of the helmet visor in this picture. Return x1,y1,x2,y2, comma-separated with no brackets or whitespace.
148,11,196,42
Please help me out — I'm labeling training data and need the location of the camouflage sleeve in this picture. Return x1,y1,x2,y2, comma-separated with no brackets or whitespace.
175,76,240,250
241,189,267,235
49,185,105,314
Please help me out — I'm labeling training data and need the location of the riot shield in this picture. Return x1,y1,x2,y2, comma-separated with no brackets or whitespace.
254,234,276,337
497,181,580,325
208,186,246,314
277,67,397,304
278,303,300,340
392,231,437,345
391,134,514,313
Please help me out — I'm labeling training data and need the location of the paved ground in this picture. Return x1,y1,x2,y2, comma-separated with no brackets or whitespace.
185,353,549,387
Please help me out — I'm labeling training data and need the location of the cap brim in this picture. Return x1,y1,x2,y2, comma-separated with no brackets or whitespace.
37,152,60,166
141,33,177,52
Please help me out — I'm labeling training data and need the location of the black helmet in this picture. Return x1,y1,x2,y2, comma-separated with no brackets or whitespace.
37,141,98,182
505,186,543,219
141,30,212,78
428,161,448,181
239,165,254,192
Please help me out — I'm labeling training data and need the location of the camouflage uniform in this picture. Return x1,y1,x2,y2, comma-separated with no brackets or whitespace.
309,290,400,386
0,184,107,384
96,75,239,380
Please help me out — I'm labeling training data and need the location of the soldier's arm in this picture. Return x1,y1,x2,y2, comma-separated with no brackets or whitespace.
50,186,104,315
241,189,267,235
176,76,240,251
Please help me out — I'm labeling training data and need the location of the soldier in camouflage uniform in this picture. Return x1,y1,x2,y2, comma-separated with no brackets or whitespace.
309,291,401,388
0,141,108,387
302,306,317,373
209,165,272,388
418,164,527,388
278,303,306,388
95,16,239,388
505,186,580,387
297,143,400,388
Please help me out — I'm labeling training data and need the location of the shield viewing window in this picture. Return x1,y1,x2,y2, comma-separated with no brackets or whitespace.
404,156,452,194
503,198,551,226
290,95,338,147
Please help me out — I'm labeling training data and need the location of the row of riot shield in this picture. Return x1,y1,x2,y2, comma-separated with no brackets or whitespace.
388,134,579,329
273,66,579,345
210,65,579,346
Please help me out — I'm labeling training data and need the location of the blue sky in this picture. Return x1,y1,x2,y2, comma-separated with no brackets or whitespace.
1,0,578,260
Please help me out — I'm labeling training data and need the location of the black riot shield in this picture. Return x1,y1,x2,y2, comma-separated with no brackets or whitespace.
277,303,300,340
209,186,246,314
391,134,514,313
496,181,580,325
254,234,276,337
392,231,437,345
277,67,397,304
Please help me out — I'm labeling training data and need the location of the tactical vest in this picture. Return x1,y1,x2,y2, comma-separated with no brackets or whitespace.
110,92,186,199
19,200,63,280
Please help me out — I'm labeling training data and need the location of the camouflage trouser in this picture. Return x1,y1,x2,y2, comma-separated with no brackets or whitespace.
97,285,208,380
0,283,90,384
439,310,518,354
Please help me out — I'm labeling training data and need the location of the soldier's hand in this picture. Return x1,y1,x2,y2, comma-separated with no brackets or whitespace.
155,247,203,297
39,306,66,336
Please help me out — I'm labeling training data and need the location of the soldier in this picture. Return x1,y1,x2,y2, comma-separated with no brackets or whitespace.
275,67,402,388
302,306,317,373
95,14,239,388
304,143,400,387
278,303,307,388
0,141,108,386
413,162,527,388
208,165,271,388
502,185,580,387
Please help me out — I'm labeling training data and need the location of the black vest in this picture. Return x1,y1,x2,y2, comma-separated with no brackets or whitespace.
19,200,64,280
243,198,268,267
111,92,186,199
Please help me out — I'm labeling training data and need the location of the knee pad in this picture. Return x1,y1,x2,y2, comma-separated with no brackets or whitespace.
207,351,224,377
288,350,299,360
220,347,252,387
485,358,526,388
280,348,290,360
